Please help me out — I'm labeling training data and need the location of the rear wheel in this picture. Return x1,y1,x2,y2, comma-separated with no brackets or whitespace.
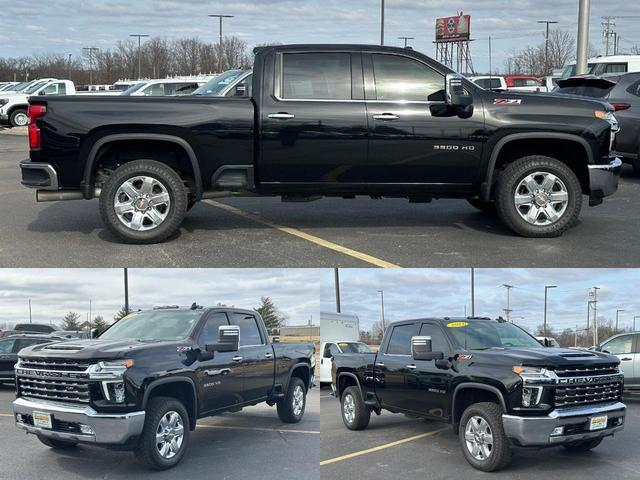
340,385,370,430
134,396,190,470
495,155,582,238
459,402,512,472
563,437,603,452
277,376,306,423
9,108,28,128
37,435,78,449
99,160,188,244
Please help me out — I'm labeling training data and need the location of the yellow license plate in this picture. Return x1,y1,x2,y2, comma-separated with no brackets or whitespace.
589,415,608,431
33,411,52,429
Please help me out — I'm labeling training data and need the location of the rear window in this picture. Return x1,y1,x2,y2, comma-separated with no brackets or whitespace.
281,52,352,100
475,78,502,89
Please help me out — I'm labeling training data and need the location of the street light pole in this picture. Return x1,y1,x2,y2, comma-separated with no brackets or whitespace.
502,284,513,322
129,34,149,80
378,290,385,333
470,268,475,317
67,54,72,80
538,20,559,76
543,285,557,337
615,309,625,332
380,0,385,46
208,15,234,73
124,268,129,314
576,0,591,75
334,268,341,313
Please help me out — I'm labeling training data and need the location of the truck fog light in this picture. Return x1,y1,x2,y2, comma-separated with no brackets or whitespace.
79,424,95,435
551,426,564,436
522,386,542,407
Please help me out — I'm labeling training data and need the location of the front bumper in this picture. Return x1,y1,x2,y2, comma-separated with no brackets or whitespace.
588,157,622,206
13,397,145,445
503,401,625,447
19,160,59,190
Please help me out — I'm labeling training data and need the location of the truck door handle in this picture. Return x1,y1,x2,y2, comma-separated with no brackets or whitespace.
232,356,243,362
268,113,295,120
406,364,417,370
373,113,399,121
375,362,385,367
265,353,273,359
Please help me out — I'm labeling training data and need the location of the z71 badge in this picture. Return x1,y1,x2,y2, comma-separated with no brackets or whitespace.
494,98,522,105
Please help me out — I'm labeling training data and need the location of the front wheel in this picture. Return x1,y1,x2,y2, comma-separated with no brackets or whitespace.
134,396,190,470
277,376,306,423
459,402,512,472
99,160,188,244
495,155,582,238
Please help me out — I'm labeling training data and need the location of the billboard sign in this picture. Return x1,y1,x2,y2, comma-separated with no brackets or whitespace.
435,14,471,42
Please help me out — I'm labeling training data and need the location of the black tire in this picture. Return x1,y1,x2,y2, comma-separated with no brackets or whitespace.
133,396,190,470
563,437,603,452
9,108,28,128
37,435,78,449
495,155,582,238
99,160,188,244
459,402,512,472
467,198,497,214
340,385,370,430
277,376,307,423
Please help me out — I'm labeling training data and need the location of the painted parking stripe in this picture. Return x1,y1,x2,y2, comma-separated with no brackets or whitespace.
320,427,448,466
203,200,400,268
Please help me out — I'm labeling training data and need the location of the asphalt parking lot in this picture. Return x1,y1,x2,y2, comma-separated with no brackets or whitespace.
0,384,319,480
2,131,640,268
320,387,640,480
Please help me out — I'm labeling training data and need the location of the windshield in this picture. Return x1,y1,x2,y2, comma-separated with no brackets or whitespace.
193,70,245,96
338,342,373,354
445,321,542,350
24,81,48,94
99,310,201,341
120,82,147,96
561,63,595,79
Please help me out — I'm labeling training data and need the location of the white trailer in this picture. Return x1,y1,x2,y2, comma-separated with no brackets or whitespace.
320,312,372,384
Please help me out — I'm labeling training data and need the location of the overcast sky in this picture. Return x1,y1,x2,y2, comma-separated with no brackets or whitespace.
0,268,320,329
320,268,640,334
2,0,640,72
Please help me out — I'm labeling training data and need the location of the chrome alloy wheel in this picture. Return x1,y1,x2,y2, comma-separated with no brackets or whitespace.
292,385,305,417
343,393,355,424
13,112,28,126
464,416,494,461
114,176,171,231
155,411,184,459
514,171,569,226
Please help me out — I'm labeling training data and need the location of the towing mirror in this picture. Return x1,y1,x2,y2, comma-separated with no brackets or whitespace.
411,336,444,361
445,73,473,108
206,325,240,353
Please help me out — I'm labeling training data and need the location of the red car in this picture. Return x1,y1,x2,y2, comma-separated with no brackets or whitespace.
505,75,545,92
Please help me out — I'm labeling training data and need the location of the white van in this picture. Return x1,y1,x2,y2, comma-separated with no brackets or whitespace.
561,55,640,79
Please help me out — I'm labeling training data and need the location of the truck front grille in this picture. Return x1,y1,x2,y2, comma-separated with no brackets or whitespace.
553,364,619,377
552,364,623,408
16,358,92,404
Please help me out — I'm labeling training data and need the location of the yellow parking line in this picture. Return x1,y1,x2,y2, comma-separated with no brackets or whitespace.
320,427,448,466
203,199,400,268
198,424,319,435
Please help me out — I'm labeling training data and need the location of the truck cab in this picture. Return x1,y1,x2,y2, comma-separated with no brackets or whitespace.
0,79,75,127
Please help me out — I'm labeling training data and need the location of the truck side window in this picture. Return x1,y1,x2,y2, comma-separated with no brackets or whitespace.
372,54,445,102
232,313,264,346
419,323,449,353
199,312,230,345
323,343,340,358
282,52,352,100
385,324,414,355
0,338,16,353
602,335,633,354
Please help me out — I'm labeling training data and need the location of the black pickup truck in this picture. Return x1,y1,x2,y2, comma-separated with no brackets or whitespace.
332,317,625,472
12,305,315,470
20,44,621,243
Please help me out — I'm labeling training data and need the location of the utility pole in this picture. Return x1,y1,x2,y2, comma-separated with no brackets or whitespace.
538,20,559,76
488,36,493,78
380,0,385,46
502,284,513,322
398,36,414,48
334,268,341,313
208,14,234,73
129,34,149,80
615,309,625,332
575,325,579,348
470,268,475,317
89,300,92,339
576,0,591,75
124,268,129,314
378,290,385,332
67,54,72,80
590,286,600,345
28,299,32,323
602,16,615,56
543,285,557,337
82,47,99,85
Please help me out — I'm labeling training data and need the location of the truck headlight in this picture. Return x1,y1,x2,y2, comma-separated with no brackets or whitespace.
0,98,8,107
513,366,555,407
102,381,126,403
522,386,543,407
595,110,620,133
87,359,134,379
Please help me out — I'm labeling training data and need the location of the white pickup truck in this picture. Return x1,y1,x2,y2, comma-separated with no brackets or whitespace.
0,79,76,127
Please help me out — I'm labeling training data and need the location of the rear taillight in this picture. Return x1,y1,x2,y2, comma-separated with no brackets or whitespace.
611,103,631,111
27,104,46,150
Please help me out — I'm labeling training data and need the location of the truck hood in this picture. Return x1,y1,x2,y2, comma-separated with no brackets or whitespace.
18,338,185,360
467,346,619,369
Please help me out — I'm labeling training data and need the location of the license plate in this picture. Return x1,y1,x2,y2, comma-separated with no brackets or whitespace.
589,415,608,431
32,411,52,429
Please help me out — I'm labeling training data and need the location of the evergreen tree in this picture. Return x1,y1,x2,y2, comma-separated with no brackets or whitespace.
62,312,81,331
113,305,131,322
92,315,110,335
254,296,285,331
